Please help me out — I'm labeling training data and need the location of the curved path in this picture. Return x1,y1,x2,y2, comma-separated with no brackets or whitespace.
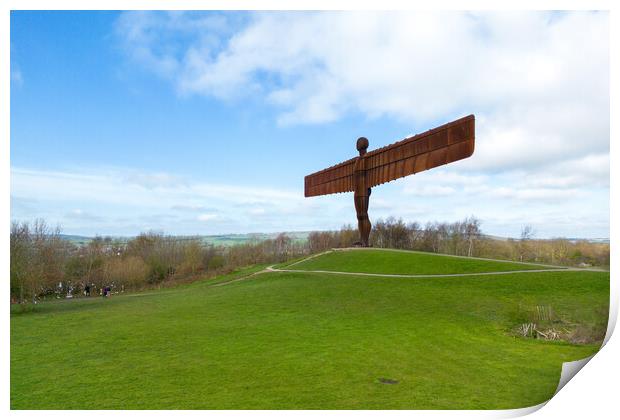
266,265,589,279
213,249,606,286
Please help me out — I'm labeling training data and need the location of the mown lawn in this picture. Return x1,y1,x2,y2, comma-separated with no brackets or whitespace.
11,251,608,409
280,248,557,275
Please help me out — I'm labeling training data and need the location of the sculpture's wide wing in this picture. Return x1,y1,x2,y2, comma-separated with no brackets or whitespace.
304,157,356,197
366,114,475,188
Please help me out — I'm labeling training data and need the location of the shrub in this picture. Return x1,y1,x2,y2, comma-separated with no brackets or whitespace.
208,255,225,270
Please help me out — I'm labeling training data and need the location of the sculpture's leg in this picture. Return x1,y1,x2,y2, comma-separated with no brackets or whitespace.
354,192,371,247
363,192,371,246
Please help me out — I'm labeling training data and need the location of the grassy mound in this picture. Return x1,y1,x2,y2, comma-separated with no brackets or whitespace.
279,248,557,275
11,253,608,409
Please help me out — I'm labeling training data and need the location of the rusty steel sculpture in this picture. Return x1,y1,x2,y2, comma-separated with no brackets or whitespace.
304,114,475,247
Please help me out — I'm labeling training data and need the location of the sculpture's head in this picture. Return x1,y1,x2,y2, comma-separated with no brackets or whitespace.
356,137,369,156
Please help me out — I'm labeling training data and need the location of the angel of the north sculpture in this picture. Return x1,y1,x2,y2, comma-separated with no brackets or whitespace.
304,114,475,247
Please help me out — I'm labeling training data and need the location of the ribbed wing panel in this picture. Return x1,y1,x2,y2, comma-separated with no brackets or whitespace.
366,115,475,188
304,115,475,196
304,158,356,197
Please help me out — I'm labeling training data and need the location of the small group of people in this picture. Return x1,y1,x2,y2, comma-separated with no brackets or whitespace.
82,284,112,298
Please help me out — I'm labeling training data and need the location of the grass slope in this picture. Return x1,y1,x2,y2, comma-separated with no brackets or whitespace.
11,253,608,409
280,249,556,275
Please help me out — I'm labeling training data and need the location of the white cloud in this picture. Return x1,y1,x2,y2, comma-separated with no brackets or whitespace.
197,213,218,222
404,184,456,196
115,11,609,176
403,170,487,195
489,186,579,201
10,166,353,236
122,171,188,189
66,209,103,222
10,164,609,238
171,204,215,212
10,167,301,208
530,154,610,189
400,161,607,206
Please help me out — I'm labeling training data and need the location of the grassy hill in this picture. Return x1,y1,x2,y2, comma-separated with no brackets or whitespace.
10,249,608,409
278,248,558,274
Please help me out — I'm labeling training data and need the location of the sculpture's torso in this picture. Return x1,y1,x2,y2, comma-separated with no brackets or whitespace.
353,156,368,196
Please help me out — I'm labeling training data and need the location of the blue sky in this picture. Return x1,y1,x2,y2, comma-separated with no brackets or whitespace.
10,11,609,238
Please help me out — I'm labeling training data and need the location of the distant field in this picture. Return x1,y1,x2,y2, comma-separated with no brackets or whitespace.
278,248,557,275
11,250,608,409
61,232,311,247
200,232,309,247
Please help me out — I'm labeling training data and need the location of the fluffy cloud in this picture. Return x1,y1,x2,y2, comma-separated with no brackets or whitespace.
115,11,608,172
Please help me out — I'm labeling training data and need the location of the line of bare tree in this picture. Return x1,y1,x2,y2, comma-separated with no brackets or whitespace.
10,217,609,304
10,219,306,304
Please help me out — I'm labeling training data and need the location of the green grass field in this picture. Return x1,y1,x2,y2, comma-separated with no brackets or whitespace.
10,249,608,409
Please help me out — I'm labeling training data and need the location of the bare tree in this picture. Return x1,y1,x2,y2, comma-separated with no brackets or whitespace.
519,225,535,262
10,219,69,302
10,222,31,303
180,239,204,275
464,217,481,257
